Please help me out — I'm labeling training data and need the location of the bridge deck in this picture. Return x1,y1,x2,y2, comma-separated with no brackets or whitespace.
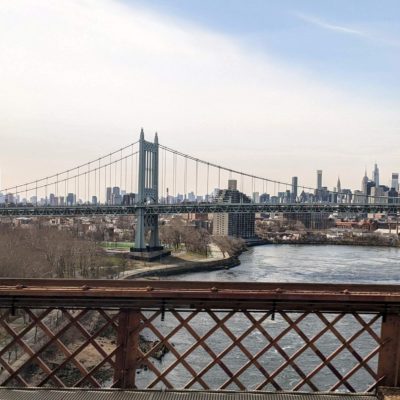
0,389,377,400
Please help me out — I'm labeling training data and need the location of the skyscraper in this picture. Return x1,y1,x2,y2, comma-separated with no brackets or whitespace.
373,163,379,187
362,171,369,196
291,176,298,202
106,187,112,205
392,173,399,191
317,170,322,190
336,177,342,203
336,177,341,193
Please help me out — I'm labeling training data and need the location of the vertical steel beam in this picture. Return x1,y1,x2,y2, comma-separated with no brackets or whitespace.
114,309,141,389
378,314,400,386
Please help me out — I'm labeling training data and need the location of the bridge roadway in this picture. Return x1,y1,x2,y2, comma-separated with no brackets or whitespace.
0,202,399,217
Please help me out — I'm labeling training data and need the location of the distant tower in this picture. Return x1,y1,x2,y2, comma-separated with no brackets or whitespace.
317,170,322,190
392,173,399,191
291,176,298,202
336,177,341,203
373,163,379,187
362,170,369,195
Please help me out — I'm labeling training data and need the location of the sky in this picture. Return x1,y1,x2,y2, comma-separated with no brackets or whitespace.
0,0,399,192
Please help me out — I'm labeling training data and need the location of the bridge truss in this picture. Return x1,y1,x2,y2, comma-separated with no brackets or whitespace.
0,203,399,217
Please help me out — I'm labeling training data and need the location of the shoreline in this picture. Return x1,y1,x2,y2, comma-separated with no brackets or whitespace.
121,243,241,280
124,255,240,279
117,236,399,280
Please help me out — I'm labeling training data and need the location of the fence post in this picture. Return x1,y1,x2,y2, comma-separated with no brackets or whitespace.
114,308,141,388
378,314,400,386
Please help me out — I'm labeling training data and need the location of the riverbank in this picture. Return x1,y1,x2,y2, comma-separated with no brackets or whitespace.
121,244,240,279
260,231,400,248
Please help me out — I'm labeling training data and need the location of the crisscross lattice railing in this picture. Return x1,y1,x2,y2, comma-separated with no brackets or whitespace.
0,280,399,391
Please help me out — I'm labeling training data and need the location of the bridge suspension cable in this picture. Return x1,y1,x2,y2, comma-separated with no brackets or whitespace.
0,141,140,206
158,143,398,206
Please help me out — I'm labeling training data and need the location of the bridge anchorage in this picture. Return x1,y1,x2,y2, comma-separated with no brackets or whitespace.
130,129,169,260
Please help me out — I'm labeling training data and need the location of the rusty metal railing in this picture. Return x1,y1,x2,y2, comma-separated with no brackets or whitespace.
0,280,399,391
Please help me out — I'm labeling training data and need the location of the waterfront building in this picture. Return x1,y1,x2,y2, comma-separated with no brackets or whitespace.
284,212,334,230
213,180,255,238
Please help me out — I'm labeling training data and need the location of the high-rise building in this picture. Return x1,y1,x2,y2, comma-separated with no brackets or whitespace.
260,193,270,203
49,193,56,206
106,187,112,205
362,171,369,196
373,163,379,187
252,192,260,203
391,173,399,191
213,181,255,238
122,193,136,205
317,170,322,190
66,193,76,206
291,176,298,202
336,177,342,203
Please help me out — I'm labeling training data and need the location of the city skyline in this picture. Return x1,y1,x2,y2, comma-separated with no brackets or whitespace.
0,1,399,190
2,160,398,206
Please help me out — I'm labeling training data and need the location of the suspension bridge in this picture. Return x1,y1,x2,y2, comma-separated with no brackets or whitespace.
0,129,399,250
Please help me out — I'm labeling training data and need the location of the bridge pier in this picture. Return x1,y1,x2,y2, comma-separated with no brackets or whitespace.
131,129,166,257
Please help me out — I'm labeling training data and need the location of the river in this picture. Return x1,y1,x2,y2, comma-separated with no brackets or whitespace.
137,245,400,391
167,244,400,284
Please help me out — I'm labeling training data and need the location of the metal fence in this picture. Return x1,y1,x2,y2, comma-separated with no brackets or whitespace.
0,280,399,391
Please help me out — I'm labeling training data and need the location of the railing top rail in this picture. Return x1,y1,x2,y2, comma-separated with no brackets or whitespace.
1,279,400,312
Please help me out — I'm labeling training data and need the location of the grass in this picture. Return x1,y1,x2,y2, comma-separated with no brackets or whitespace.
99,241,133,249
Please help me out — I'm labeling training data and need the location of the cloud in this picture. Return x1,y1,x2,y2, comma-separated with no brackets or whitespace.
0,0,399,191
294,12,367,37
294,11,400,48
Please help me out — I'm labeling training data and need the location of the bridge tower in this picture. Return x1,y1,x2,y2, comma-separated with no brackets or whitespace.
133,129,162,252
